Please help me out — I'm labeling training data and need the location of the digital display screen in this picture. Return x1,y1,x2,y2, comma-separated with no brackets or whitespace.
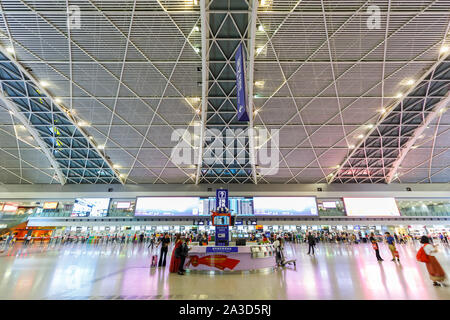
322,201,337,208
43,202,58,210
213,215,230,226
343,198,400,217
253,197,318,216
71,198,110,217
135,197,200,216
116,201,131,209
198,197,254,215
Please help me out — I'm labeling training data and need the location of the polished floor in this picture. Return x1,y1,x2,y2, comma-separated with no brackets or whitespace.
0,240,449,300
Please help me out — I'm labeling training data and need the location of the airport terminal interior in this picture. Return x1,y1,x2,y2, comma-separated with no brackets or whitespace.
0,0,449,301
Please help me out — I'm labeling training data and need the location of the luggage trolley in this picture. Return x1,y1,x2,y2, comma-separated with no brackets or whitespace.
276,246,296,268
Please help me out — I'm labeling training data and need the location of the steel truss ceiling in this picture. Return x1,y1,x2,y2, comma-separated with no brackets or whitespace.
197,0,256,184
331,55,450,184
0,0,448,185
0,51,122,184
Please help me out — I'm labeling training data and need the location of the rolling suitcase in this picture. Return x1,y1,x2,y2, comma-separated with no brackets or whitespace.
151,254,158,268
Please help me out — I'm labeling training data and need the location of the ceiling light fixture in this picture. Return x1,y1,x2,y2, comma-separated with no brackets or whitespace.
348,145,355,149
440,46,449,54
357,134,364,139
411,146,417,149
113,164,121,169
366,124,374,129
6,47,15,54
255,80,265,87
194,47,200,54
97,145,105,150
379,108,386,114
256,47,264,55
78,121,90,127
193,26,199,32
54,98,62,103
258,25,264,32
395,93,403,98
405,79,414,86
9,110,14,115
40,80,49,87
195,109,201,114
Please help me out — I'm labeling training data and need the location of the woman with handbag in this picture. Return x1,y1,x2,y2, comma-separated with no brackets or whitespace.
417,236,447,287
370,233,383,261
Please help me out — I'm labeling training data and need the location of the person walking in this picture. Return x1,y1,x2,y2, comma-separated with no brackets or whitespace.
417,236,447,287
385,232,400,262
158,233,170,267
307,232,316,255
175,238,190,275
370,233,383,261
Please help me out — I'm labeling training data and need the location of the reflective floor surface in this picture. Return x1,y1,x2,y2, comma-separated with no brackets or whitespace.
0,241,449,300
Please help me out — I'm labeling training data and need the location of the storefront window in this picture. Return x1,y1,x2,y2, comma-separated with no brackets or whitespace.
317,198,346,216
396,199,450,216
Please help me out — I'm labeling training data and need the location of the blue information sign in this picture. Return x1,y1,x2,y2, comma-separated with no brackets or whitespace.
235,43,249,122
206,246,238,253
215,225,230,246
216,189,229,210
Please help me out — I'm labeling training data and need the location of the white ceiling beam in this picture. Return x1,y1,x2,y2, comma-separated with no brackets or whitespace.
195,0,208,184
247,0,259,184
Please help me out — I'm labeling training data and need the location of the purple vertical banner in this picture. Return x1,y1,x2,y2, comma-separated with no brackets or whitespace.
235,43,249,121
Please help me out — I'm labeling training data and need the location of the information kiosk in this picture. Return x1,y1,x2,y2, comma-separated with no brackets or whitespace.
185,189,276,273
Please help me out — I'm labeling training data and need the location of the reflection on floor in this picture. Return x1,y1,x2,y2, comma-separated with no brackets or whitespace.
0,241,449,300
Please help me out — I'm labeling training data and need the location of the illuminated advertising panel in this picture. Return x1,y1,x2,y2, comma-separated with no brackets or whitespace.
43,202,59,210
343,198,400,216
71,198,110,217
134,197,200,216
253,197,318,216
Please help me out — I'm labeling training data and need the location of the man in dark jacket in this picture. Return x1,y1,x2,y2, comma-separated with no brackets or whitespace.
176,238,190,275
307,232,316,255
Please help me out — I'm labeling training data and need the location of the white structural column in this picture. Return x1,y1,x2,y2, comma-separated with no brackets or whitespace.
196,0,208,184
247,0,259,184
386,91,450,183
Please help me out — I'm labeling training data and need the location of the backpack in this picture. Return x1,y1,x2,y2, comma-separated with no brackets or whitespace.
416,245,430,263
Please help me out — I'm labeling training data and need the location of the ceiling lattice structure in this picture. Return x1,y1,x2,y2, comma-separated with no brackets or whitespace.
197,0,257,184
331,55,450,183
0,50,122,184
0,0,448,185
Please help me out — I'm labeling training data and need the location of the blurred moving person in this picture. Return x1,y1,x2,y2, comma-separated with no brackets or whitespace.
385,232,400,262
370,233,383,261
158,233,170,267
417,236,447,287
307,232,316,255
